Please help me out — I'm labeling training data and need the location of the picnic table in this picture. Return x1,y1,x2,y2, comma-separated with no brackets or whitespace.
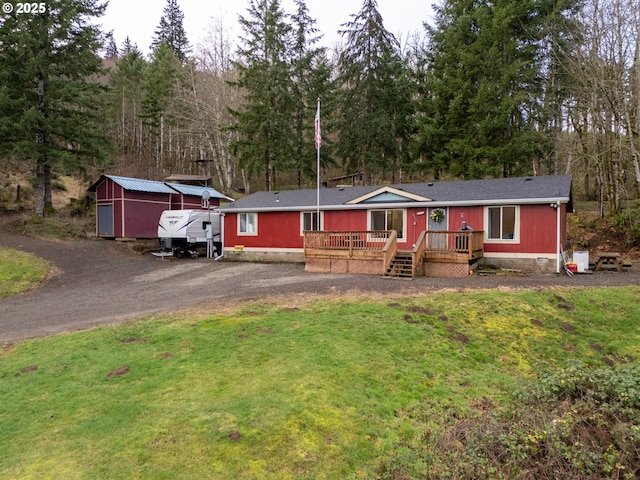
593,252,623,272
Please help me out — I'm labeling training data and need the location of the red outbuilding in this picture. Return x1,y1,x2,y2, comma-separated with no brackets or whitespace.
88,174,231,239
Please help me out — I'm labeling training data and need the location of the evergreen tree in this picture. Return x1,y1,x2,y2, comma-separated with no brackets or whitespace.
140,41,182,175
0,0,110,218
335,0,413,183
151,0,191,63
231,0,295,191
104,31,119,59
109,38,147,161
289,0,334,187
416,0,569,179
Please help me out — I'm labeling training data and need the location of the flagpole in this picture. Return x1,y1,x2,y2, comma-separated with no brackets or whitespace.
315,98,321,229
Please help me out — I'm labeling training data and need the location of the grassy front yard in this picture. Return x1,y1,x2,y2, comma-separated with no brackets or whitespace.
1,287,638,478
0,247,50,298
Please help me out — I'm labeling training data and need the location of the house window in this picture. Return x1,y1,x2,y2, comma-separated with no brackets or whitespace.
301,211,322,233
238,212,257,235
370,209,404,239
487,206,517,240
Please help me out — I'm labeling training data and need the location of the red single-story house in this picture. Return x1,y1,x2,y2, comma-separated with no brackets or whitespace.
88,174,231,239
220,175,573,275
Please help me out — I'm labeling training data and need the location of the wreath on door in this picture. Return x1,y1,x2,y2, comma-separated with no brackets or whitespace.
430,208,445,224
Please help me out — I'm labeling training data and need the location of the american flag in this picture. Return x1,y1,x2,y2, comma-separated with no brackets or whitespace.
314,101,321,150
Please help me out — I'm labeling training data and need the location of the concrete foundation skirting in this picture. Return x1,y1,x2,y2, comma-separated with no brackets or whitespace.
479,256,556,274
224,249,304,264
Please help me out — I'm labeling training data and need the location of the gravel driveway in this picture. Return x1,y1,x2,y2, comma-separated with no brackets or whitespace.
1,230,639,344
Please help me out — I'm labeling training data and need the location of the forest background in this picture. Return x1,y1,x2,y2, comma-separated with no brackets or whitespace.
1,0,640,229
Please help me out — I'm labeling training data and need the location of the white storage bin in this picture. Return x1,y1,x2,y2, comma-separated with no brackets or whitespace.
573,251,589,272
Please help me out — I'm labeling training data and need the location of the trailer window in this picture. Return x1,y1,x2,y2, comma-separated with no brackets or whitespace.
238,213,257,235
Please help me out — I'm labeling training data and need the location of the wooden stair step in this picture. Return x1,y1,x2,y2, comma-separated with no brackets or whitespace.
383,252,415,279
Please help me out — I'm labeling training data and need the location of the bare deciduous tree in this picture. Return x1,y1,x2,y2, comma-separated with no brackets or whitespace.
564,0,640,213
170,18,244,192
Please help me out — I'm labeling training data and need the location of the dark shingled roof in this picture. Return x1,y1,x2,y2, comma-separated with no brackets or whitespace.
222,175,572,212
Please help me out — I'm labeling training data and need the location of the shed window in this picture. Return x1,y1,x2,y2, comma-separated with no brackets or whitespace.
238,212,257,235
487,206,517,240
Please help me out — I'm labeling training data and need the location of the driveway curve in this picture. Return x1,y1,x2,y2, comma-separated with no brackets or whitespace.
1,229,639,344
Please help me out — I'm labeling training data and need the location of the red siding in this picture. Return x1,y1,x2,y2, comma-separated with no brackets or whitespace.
224,209,428,250
120,190,171,238
96,179,109,200
223,203,567,256
327,208,425,250
447,206,484,232
561,204,568,248
225,211,303,248
483,204,558,254
324,210,368,231
113,198,123,237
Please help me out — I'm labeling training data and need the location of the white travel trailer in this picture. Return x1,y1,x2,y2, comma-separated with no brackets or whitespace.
157,209,222,257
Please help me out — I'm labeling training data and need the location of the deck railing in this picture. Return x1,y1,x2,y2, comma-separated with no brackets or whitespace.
381,230,398,274
411,230,428,277
304,230,483,275
424,230,484,260
304,230,398,275
304,230,394,253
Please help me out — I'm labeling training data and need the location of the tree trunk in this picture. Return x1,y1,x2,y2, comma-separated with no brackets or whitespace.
265,157,272,191
241,168,250,194
34,160,45,219
35,73,46,219
44,163,54,214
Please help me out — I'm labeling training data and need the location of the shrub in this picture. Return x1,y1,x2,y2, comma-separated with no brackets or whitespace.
69,194,94,216
612,206,640,244
426,361,640,479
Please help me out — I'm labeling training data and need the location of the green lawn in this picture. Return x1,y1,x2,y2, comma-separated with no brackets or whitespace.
0,247,50,298
0,287,638,479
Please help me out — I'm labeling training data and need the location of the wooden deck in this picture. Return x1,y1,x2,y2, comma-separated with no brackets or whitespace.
304,230,484,277
304,230,397,275
420,230,485,263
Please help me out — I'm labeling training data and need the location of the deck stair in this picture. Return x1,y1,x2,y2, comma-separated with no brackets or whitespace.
383,251,414,279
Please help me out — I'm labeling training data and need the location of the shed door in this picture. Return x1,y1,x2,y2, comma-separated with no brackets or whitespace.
97,204,113,236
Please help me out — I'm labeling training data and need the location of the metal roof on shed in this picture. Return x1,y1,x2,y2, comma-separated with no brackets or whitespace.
89,175,232,200
89,175,176,194
165,182,231,200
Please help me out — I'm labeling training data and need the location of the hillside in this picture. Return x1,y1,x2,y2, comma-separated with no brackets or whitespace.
568,202,640,262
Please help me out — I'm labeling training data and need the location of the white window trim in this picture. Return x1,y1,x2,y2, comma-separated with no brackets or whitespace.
300,211,323,236
367,208,406,241
237,212,258,236
484,205,519,244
